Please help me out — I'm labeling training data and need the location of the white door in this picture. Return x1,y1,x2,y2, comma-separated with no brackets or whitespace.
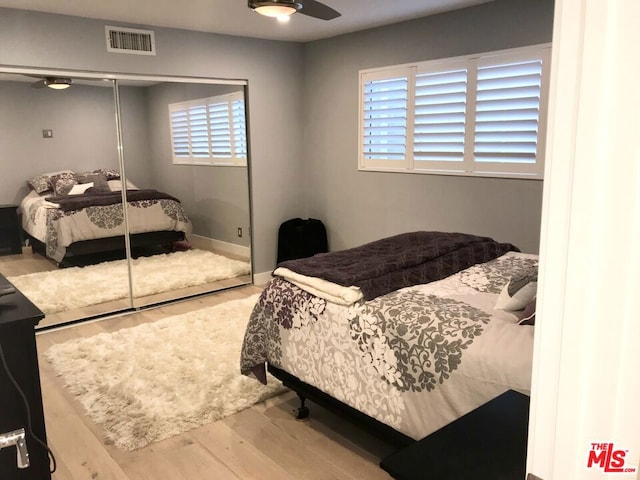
527,1,640,479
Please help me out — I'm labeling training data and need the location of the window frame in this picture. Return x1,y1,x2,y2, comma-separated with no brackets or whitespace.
169,91,247,167
358,44,551,179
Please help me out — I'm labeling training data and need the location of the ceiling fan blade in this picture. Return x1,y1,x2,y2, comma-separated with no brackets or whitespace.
30,79,46,89
299,0,340,20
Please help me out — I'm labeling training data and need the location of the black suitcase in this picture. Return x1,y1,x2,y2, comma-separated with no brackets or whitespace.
277,218,328,264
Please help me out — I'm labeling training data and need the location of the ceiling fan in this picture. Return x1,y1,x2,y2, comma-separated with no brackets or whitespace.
24,74,113,90
29,77,73,90
248,0,341,20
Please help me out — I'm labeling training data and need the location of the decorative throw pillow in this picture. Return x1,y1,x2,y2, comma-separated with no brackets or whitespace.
27,170,74,194
495,267,538,312
514,298,536,325
78,172,109,191
92,168,120,180
50,172,79,196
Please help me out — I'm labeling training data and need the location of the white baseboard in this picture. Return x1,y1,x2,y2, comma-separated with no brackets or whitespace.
253,271,272,285
189,234,250,259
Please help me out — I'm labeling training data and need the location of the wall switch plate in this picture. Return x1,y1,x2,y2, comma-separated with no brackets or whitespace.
42,129,53,138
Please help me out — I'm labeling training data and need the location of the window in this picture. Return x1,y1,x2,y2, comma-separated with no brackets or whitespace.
359,44,551,179
169,92,247,166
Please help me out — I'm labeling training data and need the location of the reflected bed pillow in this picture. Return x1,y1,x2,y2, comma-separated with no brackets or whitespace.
50,172,79,196
92,168,121,180
27,170,74,194
107,179,138,191
68,182,94,195
78,172,109,191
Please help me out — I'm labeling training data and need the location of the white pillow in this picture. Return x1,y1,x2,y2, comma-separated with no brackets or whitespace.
107,179,138,191
495,269,538,311
68,182,94,195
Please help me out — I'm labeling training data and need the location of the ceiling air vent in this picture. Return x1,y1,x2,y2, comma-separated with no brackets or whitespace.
105,26,156,55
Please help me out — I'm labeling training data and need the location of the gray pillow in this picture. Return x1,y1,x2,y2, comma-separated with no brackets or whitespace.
78,172,110,191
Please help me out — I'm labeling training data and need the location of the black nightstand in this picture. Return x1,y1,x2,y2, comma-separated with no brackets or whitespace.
0,205,22,256
380,390,530,480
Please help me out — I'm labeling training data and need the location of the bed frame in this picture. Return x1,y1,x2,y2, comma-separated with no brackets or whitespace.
27,230,185,267
267,364,415,448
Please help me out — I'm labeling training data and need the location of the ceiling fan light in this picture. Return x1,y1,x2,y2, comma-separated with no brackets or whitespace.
45,77,72,90
250,1,300,18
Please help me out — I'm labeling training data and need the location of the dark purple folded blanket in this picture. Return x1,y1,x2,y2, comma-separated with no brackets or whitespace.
46,189,180,211
277,231,518,301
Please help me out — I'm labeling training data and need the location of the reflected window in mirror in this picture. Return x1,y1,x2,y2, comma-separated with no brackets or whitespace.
169,92,247,166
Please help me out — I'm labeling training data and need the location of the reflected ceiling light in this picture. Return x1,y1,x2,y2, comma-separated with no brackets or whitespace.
249,1,301,18
45,77,72,90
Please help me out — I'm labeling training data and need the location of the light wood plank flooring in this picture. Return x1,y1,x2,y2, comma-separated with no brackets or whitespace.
36,285,396,480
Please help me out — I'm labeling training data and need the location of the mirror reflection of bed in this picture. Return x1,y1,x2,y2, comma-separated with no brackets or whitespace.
0,72,252,329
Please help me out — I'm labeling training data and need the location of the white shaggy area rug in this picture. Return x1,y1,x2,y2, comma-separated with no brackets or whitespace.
8,249,250,314
44,294,286,450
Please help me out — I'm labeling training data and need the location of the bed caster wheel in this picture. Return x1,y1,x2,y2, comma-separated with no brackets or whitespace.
294,406,309,420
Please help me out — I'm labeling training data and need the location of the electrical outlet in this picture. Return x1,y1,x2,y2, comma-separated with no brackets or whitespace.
237,227,243,237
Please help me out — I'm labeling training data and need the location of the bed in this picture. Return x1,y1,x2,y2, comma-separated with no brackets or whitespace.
240,231,537,445
19,169,192,266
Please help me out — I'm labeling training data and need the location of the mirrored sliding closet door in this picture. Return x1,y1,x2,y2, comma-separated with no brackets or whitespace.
0,71,132,328
116,77,252,309
0,68,252,329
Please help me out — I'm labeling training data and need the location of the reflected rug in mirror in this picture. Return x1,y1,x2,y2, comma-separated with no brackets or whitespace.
8,249,250,314
44,294,286,450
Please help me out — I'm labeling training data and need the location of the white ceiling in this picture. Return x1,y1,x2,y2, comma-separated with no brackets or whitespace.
0,0,493,42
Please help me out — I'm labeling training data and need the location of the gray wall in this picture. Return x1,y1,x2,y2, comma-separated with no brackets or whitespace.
0,80,124,204
119,85,153,187
301,0,555,254
0,7,304,273
0,0,554,272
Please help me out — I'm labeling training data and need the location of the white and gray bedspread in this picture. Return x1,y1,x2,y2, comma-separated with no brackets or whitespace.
20,188,192,262
241,251,537,441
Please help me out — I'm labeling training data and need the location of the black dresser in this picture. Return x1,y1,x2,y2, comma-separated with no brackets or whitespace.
0,274,51,480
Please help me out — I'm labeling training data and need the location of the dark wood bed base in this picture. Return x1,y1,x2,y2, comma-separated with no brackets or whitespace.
267,364,415,448
27,231,185,267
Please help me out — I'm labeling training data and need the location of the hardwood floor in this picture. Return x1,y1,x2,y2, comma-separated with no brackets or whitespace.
35,285,396,480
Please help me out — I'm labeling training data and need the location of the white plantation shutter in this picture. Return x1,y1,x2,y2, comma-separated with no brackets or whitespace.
189,105,210,158
360,69,409,169
208,101,232,158
473,51,549,175
232,98,248,159
413,63,468,170
359,44,550,178
169,92,247,166
169,107,190,158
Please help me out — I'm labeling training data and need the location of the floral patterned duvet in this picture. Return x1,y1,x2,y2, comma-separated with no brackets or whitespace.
20,189,191,263
241,251,537,440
